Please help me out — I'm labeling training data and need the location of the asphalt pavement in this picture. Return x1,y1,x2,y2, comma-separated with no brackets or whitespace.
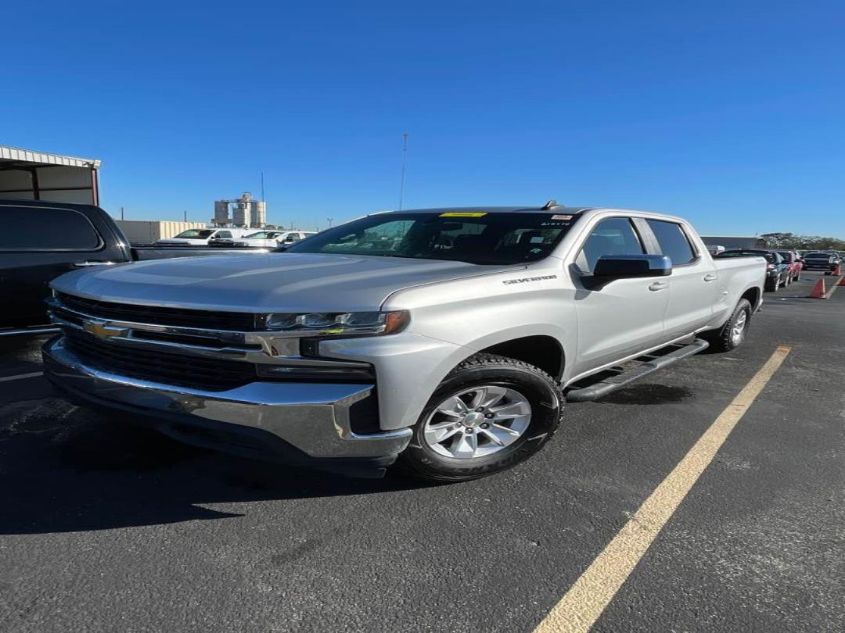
0,272,842,633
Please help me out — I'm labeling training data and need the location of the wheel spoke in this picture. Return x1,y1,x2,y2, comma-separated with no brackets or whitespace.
469,387,488,409
438,395,468,417
451,433,478,457
480,427,506,446
491,422,521,437
470,385,507,409
489,401,529,417
425,424,462,444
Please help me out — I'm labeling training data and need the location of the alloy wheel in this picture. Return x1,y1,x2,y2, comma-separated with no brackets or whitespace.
422,386,532,459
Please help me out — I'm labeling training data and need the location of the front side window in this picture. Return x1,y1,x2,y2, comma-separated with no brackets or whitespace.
0,205,102,251
646,219,696,266
576,217,645,273
288,212,581,265
215,231,232,239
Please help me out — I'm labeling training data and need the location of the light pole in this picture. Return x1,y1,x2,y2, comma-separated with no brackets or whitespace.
327,217,334,228
399,132,408,210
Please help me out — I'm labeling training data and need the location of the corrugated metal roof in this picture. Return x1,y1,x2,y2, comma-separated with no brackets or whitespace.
0,145,101,168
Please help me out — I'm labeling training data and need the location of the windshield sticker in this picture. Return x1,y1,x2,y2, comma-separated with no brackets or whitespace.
439,212,488,218
551,214,573,220
502,274,558,285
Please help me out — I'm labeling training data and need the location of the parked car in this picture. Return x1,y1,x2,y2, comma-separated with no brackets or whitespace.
0,199,272,336
802,251,839,274
44,204,766,481
157,228,252,246
216,230,317,248
717,249,790,291
776,250,803,281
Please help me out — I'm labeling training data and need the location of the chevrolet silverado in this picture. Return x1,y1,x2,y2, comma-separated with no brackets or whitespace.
42,204,766,481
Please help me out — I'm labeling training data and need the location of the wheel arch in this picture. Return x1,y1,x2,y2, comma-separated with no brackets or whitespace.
474,334,566,382
741,286,761,312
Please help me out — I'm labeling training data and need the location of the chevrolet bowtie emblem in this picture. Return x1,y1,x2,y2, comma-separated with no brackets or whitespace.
83,321,128,340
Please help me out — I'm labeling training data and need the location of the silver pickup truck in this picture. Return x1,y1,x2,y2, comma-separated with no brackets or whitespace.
43,204,766,481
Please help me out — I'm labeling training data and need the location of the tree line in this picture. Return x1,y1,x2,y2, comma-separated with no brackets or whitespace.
761,233,845,250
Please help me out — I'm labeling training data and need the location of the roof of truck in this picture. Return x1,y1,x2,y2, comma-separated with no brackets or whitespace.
379,205,595,215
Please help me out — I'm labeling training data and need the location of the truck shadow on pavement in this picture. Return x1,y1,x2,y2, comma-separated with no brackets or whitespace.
0,399,421,535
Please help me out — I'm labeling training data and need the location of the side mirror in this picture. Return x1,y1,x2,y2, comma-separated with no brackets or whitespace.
586,254,672,288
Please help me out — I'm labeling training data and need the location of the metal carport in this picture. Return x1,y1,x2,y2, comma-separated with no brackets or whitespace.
0,145,101,205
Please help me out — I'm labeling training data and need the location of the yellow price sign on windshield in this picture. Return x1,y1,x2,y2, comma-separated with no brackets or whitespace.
439,212,488,218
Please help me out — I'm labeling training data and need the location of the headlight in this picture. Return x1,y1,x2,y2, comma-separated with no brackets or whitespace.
261,310,409,336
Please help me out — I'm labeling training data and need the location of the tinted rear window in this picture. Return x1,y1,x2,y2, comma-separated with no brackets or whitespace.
0,205,102,251
646,219,696,265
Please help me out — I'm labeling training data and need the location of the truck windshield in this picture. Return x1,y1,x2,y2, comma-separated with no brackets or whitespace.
286,212,581,265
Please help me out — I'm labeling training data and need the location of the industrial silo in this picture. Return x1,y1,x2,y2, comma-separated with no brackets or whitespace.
253,200,267,227
232,192,252,227
214,200,230,226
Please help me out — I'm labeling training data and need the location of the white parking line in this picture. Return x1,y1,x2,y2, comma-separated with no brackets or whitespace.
534,345,791,633
0,371,44,383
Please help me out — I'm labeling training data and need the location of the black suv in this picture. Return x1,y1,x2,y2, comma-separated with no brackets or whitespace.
802,252,840,274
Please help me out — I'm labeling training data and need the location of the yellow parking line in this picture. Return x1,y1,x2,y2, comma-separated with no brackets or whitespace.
534,345,792,633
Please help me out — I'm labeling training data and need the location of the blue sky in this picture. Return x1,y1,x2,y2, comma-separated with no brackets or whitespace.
2,0,843,236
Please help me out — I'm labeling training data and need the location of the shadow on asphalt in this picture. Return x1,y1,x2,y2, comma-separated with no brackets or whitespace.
0,403,424,535
595,383,694,405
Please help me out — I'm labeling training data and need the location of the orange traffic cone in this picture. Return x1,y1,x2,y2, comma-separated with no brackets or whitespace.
809,278,826,298
834,264,842,276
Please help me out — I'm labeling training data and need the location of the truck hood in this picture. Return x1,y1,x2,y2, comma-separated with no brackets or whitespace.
51,252,518,313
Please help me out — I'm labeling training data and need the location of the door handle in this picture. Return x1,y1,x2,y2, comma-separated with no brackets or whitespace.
703,273,718,282
648,281,668,291
74,261,119,267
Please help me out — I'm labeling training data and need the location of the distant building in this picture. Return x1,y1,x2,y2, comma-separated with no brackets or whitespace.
116,220,207,244
213,192,266,228
701,236,767,250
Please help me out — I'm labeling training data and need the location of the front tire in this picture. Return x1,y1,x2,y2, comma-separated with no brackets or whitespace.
397,353,563,482
701,298,752,352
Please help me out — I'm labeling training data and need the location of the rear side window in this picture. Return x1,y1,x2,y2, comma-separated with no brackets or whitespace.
577,217,645,273
0,205,102,251
646,219,696,265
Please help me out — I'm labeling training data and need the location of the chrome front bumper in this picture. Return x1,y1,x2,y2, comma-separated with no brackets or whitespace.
43,337,412,469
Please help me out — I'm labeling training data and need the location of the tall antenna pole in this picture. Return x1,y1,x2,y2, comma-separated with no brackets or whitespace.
260,170,265,201
398,132,409,210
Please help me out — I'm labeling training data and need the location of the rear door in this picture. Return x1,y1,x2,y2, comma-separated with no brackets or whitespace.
570,216,670,375
0,203,116,328
643,219,720,338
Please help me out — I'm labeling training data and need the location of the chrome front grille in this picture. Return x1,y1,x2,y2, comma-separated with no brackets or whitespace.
55,292,258,331
48,292,377,391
